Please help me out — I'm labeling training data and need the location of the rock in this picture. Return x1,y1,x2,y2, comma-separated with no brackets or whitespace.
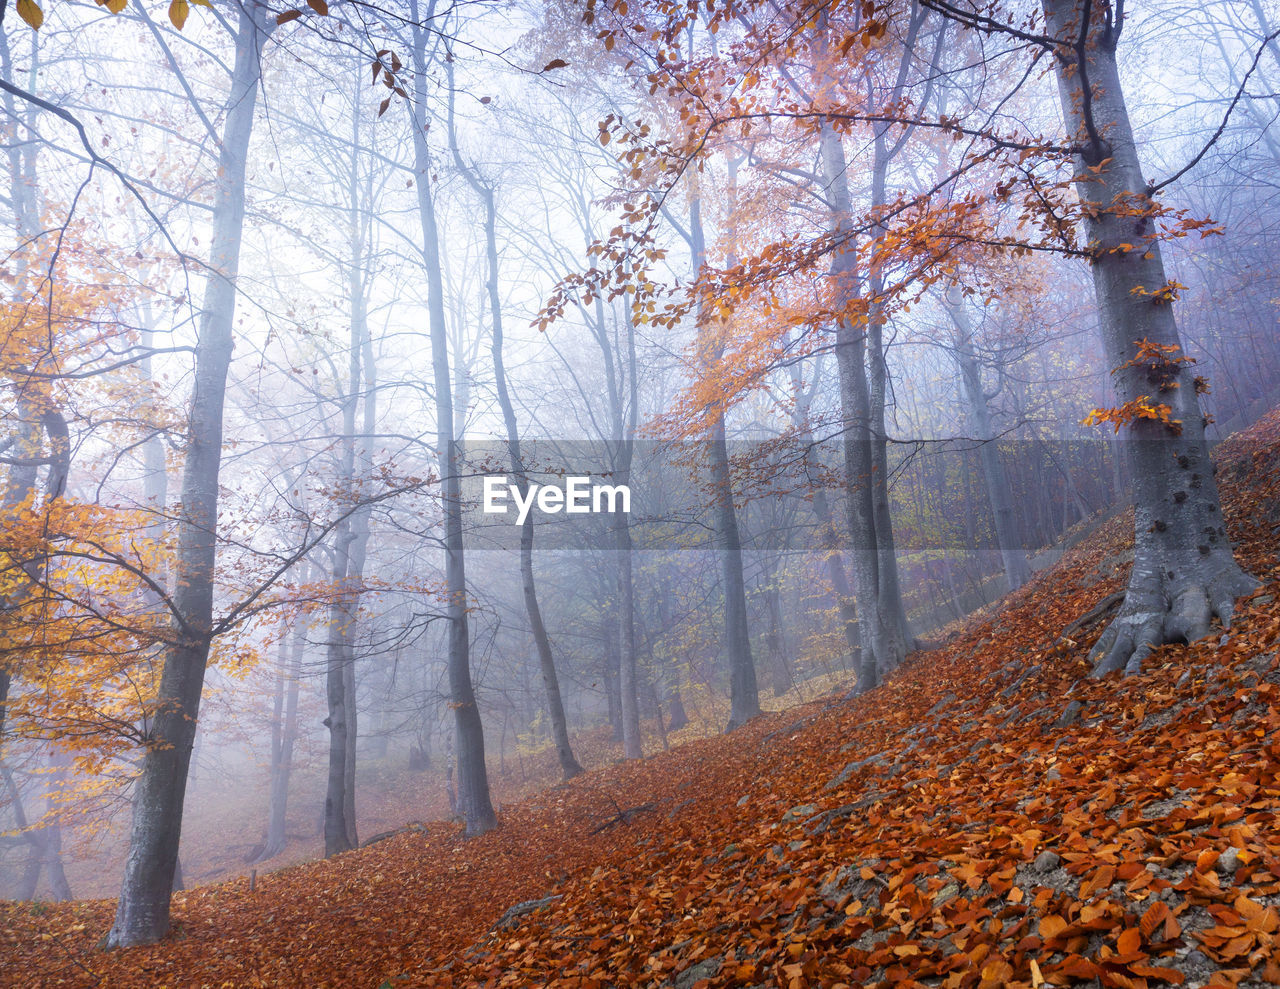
787,840,805,852
1055,700,1084,728
674,957,721,988
1255,594,1274,606
736,795,749,807
935,882,960,904
782,803,818,823
1033,850,1061,872
819,866,855,899
493,895,561,931
1183,949,1210,969
1045,766,1062,782
1215,847,1242,875
825,753,887,790
667,799,696,820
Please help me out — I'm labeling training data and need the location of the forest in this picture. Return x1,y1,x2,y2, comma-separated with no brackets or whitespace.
1,0,1279,984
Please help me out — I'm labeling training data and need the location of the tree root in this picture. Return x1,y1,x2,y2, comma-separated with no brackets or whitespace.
1090,563,1260,678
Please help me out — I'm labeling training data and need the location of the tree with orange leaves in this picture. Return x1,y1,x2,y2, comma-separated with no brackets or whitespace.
553,0,1263,683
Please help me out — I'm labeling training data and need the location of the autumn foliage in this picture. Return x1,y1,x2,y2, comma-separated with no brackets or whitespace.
0,408,1276,985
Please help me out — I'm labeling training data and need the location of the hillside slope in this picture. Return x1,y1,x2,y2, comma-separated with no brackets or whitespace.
3,411,1280,988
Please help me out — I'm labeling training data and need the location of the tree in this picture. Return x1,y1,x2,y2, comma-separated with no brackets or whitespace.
685,170,761,729
406,0,496,836
940,284,1032,592
105,1,275,947
446,64,584,780
1038,0,1258,673
575,0,1266,683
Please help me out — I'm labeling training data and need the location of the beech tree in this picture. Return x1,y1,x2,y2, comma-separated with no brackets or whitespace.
1036,0,1259,672
406,0,496,836
569,0,1268,684
105,1,275,948
446,61,584,779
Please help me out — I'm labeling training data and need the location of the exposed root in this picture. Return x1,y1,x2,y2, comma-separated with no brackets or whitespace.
1090,562,1260,677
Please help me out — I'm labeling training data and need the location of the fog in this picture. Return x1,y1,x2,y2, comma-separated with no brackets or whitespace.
0,0,1276,935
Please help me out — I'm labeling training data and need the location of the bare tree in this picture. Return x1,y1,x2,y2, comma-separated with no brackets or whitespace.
106,1,275,948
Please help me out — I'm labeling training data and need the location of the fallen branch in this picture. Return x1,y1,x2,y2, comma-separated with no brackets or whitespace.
1054,590,1125,650
591,794,656,834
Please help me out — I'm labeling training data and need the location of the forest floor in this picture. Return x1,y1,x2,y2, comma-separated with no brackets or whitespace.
3,410,1280,988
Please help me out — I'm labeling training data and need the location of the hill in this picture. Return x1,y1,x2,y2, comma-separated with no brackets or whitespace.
2,410,1280,988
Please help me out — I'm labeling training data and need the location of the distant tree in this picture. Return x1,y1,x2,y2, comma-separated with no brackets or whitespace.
446,62,583,780
405,0,496,836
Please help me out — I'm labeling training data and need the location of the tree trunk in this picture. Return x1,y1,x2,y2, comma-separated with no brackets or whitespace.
790,362,863,669
323,545,355,856
1042,0,1258,675
653,584,688,731
687,186,760,731
866,119,914,669
322,86,379,855
602,607,623,740
105,5,270,947
258,621,302,863
447,104,582,780
942,285,1031,591
817,117,900,693
764,571,791,698
709,416,760,729
616,508,642,759
409,3,495,835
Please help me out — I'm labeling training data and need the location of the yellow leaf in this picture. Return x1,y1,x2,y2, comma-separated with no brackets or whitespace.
17,0,44,29
168,0,189,28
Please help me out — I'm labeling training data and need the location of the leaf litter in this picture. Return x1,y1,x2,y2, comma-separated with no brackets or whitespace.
4,411,1280,987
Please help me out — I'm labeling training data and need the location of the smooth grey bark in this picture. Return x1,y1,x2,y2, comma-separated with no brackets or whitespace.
584,288,641,756
941,285,1032,591
323,478,357,855
655,578,686,726
323,77,378,857
256,622,302,863
616,494,641,759
801,10,937,686
789,360,862,667
686,182,759,731
446,91,582,780
409,1,495,835
861,10,938,665
1042,0,1258,675
105,4,271,947
762,564,791,698
602,605,623,740
613,306,641,758
818,121,892,693
1,760,70,902
0,25,41,743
